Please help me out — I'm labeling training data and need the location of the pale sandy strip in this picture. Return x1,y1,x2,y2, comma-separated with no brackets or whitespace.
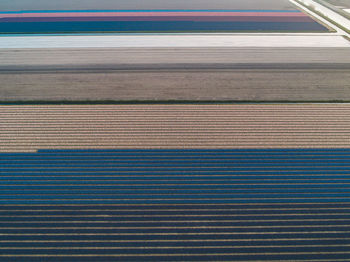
0,258,347,262
0,244,349,249
1,203,349,206
3,224,350,229
0,231,348,235
0,35,349,49
1,219,349,223
0,207,348,211
0,238,346,243
1,197,349,201
1,104,350,152
0,252,349,257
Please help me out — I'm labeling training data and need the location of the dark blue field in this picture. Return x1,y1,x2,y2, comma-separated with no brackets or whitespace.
1,148,350,204
0,21,328,33
1,149,349,261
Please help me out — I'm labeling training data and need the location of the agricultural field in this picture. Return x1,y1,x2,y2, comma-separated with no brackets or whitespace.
0,0,313,11
1,104,350,152
2,69,350,102
0,0,329,33
0,10,328,33
1,1,350,261
1,47,350,102
1,104,350,260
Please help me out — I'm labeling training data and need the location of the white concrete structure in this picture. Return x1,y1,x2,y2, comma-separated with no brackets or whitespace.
292,0,350,35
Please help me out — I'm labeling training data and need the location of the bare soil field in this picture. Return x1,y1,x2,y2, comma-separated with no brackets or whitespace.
1,47,350,102
1,69,350,102
1,104,350,152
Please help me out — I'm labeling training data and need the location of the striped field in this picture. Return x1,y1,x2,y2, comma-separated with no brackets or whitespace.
0,148,350,260
1,104,350,152
1,104,350,261
0,9,328,33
